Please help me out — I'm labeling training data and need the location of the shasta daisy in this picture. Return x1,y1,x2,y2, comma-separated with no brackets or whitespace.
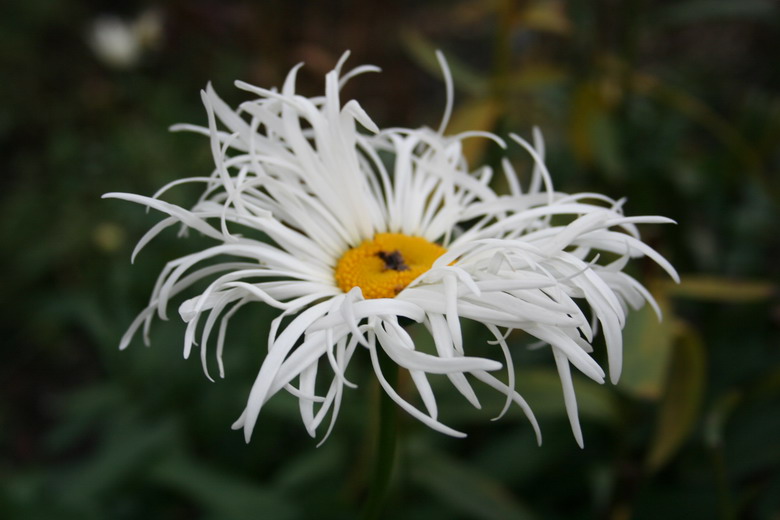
105,52,677,447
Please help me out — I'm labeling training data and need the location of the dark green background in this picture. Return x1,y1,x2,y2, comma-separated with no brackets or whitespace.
2,1,779,519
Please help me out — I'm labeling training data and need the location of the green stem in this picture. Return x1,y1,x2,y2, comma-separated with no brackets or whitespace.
362,360,399,520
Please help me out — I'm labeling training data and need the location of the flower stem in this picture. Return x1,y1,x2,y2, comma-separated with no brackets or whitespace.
362,360,398,520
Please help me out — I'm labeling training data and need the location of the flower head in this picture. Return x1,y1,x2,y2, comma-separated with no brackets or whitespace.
105,52,677,447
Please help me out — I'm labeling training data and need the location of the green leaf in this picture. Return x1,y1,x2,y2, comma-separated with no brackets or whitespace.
274,441,346,492
630,71,769,189
569,81,623,178
151,455,299,520
570,83,600,166
645,323,706,471
57,417,178,502
46,384,123,452
618,293,675,400
506,65,567,91
434,367,618,426
517,1,572,34
515,369,619,423
664,275,776,302
409,448,537,520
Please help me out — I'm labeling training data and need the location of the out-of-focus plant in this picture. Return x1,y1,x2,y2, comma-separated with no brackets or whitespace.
2,1,778,519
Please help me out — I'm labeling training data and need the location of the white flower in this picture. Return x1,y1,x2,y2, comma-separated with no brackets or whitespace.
105,52,677,447
88,10,162,69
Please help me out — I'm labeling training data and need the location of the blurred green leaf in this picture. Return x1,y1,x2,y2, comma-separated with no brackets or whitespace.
409,448,537,520
705,366,780,471
151,455,299,520
1,470,95,520
274,441,346,492
618,293,675,400
664,275,776,302
516,0,572,34
570,83,599,166
645,323,706,471
57,416,178,503
435,366,619,426
631,71,773,198
515,368,619,423
569,81,623,177
656,0,776,26
46,384,123,452
506,65,567,91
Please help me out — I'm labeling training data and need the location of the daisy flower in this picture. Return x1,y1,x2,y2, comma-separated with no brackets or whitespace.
104,52,677,447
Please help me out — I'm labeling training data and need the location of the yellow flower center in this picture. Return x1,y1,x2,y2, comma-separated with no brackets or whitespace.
334,233,447,299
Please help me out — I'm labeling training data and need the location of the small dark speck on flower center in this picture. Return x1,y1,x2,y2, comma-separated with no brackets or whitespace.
377,250,410,272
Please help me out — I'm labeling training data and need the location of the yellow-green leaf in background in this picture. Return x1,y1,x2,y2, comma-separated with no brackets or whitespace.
515,368,619,424
506,65,567,91
618,291,675,400
516,0,572,35
663,275,776,302
432,366,619,426
569,81,623,178
645,323,706,472
569,82,600,166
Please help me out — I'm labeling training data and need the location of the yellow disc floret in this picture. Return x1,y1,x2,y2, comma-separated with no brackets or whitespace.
334,233,447,299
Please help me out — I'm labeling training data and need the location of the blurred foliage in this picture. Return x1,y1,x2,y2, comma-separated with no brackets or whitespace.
1,0,779,519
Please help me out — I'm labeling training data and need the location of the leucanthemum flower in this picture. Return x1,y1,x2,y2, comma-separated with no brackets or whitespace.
105,51,677,448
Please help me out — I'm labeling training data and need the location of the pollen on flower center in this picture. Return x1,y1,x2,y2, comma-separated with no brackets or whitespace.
334,233,447,299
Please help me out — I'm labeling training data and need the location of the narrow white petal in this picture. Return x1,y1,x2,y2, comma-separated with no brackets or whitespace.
368,334,466,438
552,348,584,448
242,300,334,442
